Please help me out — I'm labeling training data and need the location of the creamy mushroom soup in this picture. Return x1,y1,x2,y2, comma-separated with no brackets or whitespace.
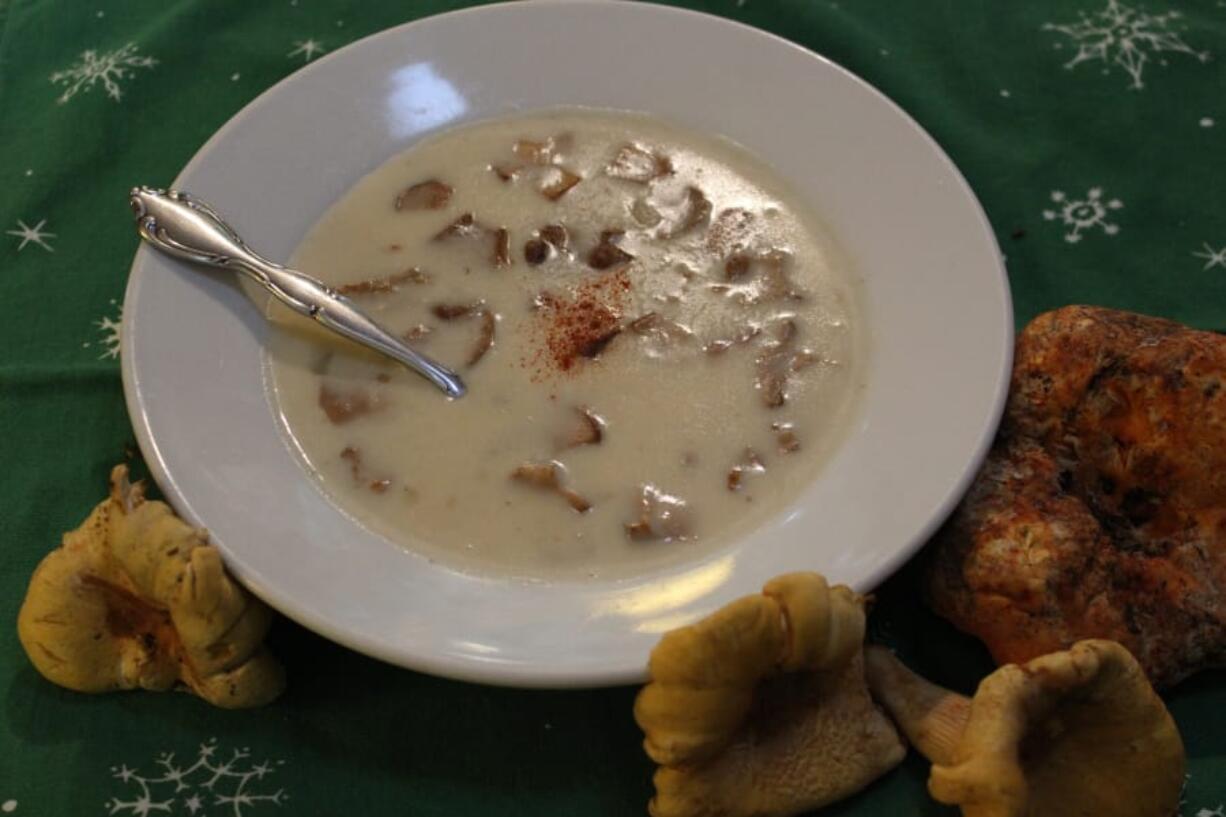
265,109,866,579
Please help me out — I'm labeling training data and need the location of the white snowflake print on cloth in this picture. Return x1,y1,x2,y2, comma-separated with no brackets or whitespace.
1042,0,1210,90
287,39,325,62
50,43,157,104
83,298,123,359
1193,243,1226,271
1196,808,1226,817
1042,188,1124,243
6,219,55,252
106,739,287,817
1,800,16,813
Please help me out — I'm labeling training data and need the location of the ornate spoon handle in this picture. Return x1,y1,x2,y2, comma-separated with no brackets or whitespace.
129,187,466,399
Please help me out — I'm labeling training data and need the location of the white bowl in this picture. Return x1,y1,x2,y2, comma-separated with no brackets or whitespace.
122,1,1012,687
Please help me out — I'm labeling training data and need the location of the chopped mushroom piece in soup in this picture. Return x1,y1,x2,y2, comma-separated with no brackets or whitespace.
395,179,453,211
511,461,592,513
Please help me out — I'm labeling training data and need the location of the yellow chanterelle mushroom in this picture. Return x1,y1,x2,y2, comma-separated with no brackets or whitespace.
17,465,284,708
634,572,905,817
864,640,1185,817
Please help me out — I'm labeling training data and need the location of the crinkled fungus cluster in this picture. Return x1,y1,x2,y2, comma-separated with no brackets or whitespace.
636,572,1185,817
18,466,284,708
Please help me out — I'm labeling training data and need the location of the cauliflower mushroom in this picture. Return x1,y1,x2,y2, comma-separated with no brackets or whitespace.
634,572,905,817
17,465,285,708
864,640,1184,817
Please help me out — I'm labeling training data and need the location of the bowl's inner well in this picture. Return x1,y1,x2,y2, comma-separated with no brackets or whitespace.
266,107,868,581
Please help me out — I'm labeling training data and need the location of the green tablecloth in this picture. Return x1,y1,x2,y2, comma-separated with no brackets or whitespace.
2,0,1224,814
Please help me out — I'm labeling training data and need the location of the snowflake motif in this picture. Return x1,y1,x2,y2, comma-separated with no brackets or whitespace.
1042,0,1210,90
1042,188,1124,243
1193,243,1226,271
84,299,124,360
1,800,16,813
106,739,287,817
50,42,157,104
1197,808,1226,817
6,219,55,252
287,39,325,62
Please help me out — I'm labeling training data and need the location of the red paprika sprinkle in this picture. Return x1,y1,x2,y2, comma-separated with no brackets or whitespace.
527,270,631,379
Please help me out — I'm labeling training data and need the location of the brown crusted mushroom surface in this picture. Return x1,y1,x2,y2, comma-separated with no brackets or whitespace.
928,305,1226,686
17,466,284,708
635,572,904,817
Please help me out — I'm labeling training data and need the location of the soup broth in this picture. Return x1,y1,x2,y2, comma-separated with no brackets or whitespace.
267,109,866,579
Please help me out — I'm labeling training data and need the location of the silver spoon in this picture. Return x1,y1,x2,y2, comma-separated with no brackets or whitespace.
128,187,466,399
